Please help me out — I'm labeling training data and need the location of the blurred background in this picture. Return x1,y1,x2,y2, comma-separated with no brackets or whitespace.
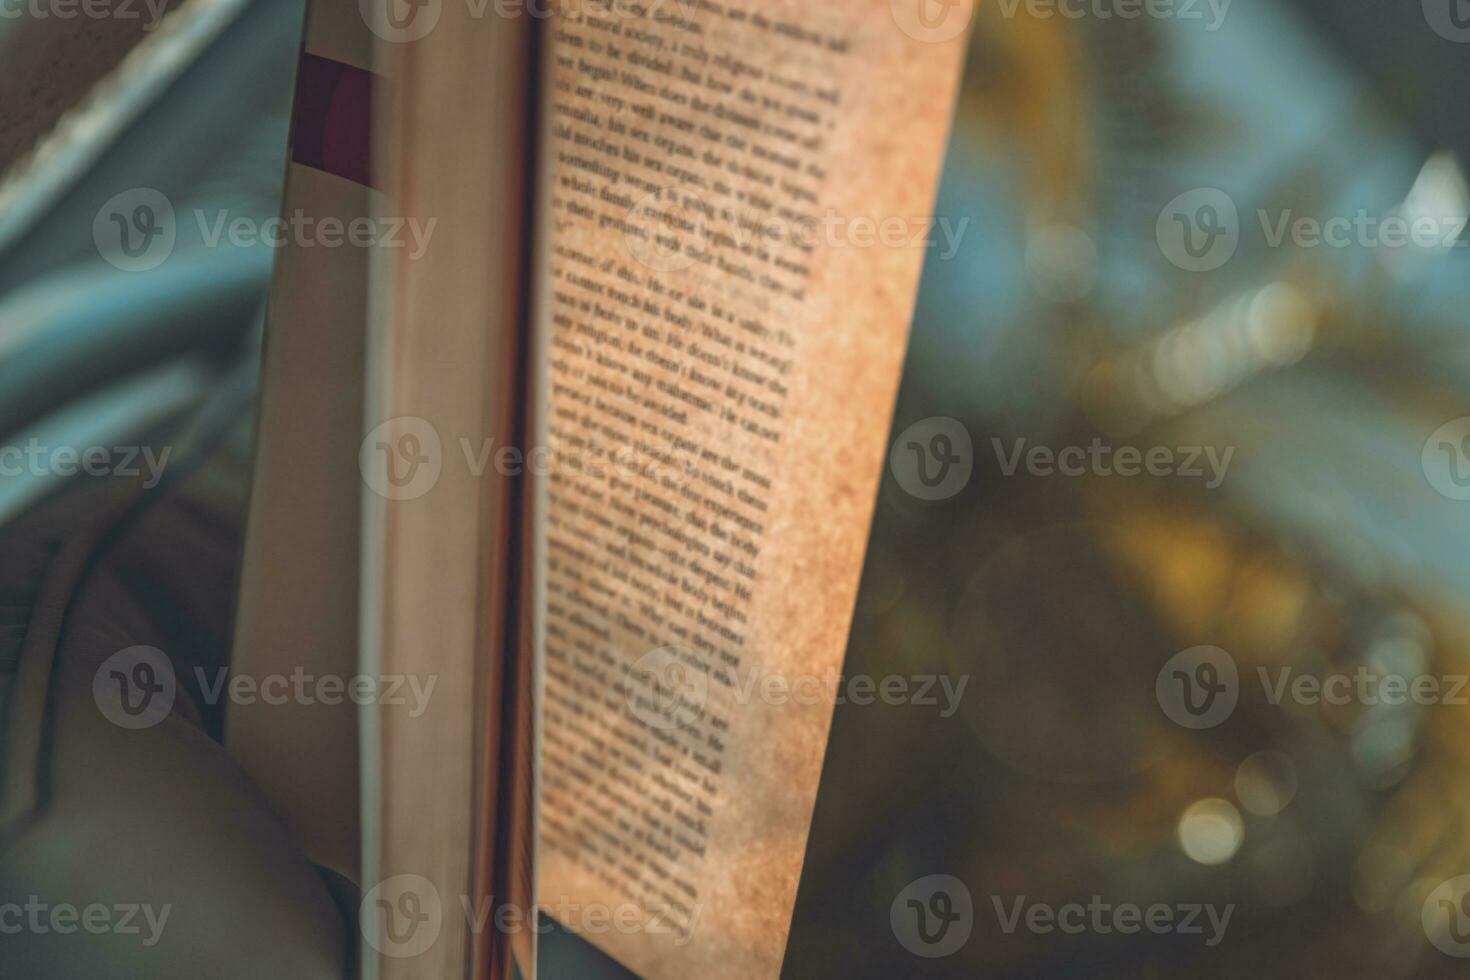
790,2,1470,978
3,0,1470,977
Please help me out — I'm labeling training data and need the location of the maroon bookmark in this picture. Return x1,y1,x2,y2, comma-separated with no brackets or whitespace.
291,53,377,189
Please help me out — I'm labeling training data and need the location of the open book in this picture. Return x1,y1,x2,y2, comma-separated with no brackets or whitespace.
229,1,969,978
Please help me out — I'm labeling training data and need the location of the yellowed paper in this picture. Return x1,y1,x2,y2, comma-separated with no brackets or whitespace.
534,2,969,976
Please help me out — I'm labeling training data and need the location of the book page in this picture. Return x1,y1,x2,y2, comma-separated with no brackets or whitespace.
229,0,376,887
533,2,969,977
